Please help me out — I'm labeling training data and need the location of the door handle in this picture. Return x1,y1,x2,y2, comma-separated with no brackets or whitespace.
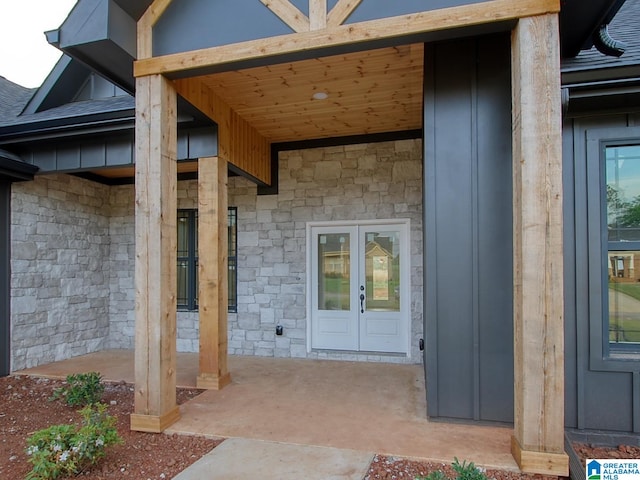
359,293,365,313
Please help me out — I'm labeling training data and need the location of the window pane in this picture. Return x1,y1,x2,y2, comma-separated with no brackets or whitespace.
228,207,237,313
608,250,640,346
318,233,350,310
177,211,190,257
606,145,640,241
194,259,199,307
177,260,189,306
194,211,198,253
365,231,400,312
228,256,237,312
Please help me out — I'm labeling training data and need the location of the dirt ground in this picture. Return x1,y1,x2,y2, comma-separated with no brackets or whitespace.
2,375,639,479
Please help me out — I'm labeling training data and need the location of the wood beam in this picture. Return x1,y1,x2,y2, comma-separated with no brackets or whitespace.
130,74,179,433
327,0,362,27
197,156,231,390
309,0,327,30
511,14,567,476
134,0,559,78
259,0,310,33
174,78,271,185
138,0,175,59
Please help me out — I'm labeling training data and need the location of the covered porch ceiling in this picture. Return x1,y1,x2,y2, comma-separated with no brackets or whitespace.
192,43,425,143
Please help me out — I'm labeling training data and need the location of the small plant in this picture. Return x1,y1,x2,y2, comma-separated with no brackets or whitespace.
451,457,487,480
50,372,105,406
25,403,122,479
416,458,488,480
423,470,448,480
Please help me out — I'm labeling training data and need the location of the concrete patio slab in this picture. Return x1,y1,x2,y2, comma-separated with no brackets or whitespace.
15,350,520,472
172,438,374,480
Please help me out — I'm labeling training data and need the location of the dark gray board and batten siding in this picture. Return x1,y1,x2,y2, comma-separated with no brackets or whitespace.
564,112,640,433
0,181,9,377
423,34,514,423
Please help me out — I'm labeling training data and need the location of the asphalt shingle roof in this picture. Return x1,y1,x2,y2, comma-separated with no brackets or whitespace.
0,95,134,129
0,76,34,120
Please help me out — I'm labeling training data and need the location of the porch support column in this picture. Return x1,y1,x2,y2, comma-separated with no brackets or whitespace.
511,14,567,476
197,156,231,389
130,74,180,433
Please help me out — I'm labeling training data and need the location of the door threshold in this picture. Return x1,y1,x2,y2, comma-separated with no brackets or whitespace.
311,349,408,357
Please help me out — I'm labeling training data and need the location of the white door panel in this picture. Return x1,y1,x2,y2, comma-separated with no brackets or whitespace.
310,221,409,354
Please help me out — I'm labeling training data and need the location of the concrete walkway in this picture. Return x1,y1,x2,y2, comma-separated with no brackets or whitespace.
172,438,374,480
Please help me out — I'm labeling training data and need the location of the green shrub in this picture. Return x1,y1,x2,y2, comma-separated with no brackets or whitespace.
416,458,488,480
25,403,122,479
50,372,105,406
423,470,448,480
451,457,487,480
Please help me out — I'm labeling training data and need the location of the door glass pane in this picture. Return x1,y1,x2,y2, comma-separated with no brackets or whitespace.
318,233,350,310
607,145,640,241
365,231,400,312
608,252,640,345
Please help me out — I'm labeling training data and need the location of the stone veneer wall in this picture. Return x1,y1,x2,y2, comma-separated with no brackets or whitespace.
11,175,111,370
228,139,424,363
10,139,423,367
107,185,135,349
106,180,201,352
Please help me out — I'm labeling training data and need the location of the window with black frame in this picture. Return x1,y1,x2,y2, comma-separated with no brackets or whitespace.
177,207,238,312
605,144,640,350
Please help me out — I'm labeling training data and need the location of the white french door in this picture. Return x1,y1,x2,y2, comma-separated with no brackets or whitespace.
308,221,410,354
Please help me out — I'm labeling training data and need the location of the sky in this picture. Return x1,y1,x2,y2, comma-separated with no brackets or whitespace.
0,1,77,88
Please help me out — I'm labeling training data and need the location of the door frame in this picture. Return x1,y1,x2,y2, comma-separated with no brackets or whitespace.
305,218,411,355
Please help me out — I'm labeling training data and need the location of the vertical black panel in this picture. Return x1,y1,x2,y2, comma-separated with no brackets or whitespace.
563,116,579,429
584,371,634,431
80,143,106,168
476,35,513,422
424,34,513,422
0,181,9,377
433,40,475,420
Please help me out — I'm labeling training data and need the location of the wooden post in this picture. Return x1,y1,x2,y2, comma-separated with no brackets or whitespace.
197,156,231,389
130,74,180,433
511,14,568,476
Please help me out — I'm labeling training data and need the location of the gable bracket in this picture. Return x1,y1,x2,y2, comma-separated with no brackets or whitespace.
327,0,363,27
138,0,175,59
259,0,311,33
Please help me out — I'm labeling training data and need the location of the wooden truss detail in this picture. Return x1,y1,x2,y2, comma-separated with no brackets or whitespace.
260,0,363,32
259,0,310,32
138,0,175,59
327,0,363,27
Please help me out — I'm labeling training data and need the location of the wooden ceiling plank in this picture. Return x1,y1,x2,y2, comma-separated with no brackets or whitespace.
310,0,327,30
134,0,559,77
259,0,310,33
187,43,424,143
327,0,363,27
